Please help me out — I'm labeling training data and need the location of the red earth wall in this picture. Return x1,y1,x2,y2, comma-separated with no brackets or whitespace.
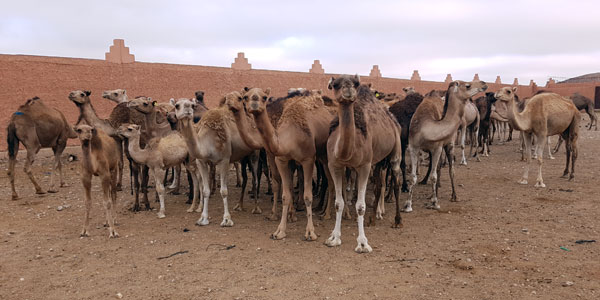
1,54,597,149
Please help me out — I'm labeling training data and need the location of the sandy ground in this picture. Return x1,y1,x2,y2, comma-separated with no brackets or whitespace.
1,119,599,299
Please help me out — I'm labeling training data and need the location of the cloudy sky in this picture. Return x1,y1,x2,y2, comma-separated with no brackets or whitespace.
2,0,600,85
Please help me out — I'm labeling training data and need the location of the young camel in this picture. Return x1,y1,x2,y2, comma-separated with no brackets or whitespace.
457,99,480,164
175,93,261,227
74,124,120,238
324,75,403,253
7,96,77,199
235,88,337,240
117,124,200,218
403,80,488,212
494,87,580,187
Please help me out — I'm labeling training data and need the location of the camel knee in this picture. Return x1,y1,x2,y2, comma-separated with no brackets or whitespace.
356,203,365,216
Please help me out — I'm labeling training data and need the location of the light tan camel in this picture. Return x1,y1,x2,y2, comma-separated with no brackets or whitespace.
7,96,77,199
127,97,173,138
175,93,260,227
324,75,403,253
235,88,336,240
403,80,488,212
74,124,120,238
117,124,200,218
494,87,580,187
457,99,480,165
102,89,128,104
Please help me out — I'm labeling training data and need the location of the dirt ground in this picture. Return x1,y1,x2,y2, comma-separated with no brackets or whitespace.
1,119,599,299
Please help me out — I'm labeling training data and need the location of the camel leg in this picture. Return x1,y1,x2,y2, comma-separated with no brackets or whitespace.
130,161,141,211
547,137,555,160
152,168,168,218
167,165,181,193
300,159,317,241
390,157,403,228
354,163,373,253
325,164,345,247
471,125,480,162
459,123,467,165
426,147,443,210
196,161,212,225
80,173,93,237
445,144,458,202
8,154,18,200
116,141,124,191
534,133,546,188
570,132,578,180
101,174,118,238
110,168,118,226
234,161,242,187
267,154,281,221
49,142,67,193
185,161,200,213
250,153,261,214
23,145,45,195
374,164,386,221
553,136,563,154
400,128,409,192
216,160,234,227
520,133,532,185
402,144,419,213
271,158,292,239
233,158,248,212
141,165,151,209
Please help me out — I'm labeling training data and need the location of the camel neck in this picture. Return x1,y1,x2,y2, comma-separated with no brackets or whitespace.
334,102,356,161
180,118,205,160
231,109,263,150
507,96,530,131
78,100,116,136
253,110,284,156
127,134,148,164
423,93,465,142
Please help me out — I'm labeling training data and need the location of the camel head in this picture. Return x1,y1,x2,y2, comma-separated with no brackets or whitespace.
242,87,271,114
68,90,92,106
373,90,385,100
221,91,245,114
403,87,416,95
494,86,518,102
117,124,141,139
328,74,360,104
74,124,96,142
127,97,155,114
174,98,196,121
446,80,488,102
194,90,205,105
102,89,127,104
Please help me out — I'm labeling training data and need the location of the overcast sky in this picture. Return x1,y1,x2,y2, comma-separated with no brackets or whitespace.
2,0,599,85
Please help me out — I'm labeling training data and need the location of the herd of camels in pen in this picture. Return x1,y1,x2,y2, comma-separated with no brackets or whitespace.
6,74,596,253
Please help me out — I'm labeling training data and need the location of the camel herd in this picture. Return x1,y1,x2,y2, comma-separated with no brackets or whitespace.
7,76,592,253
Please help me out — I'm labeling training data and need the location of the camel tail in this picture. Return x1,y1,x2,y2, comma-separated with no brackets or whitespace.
7,122,19,159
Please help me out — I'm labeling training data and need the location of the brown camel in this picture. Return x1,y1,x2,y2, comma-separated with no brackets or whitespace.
403,80,488,212
117,124,200,218
174,93,261,227
127,97,173,138
102,89,128,104
570,93,597,130
323,75,403,253
7,96,77,200
495,87,579,187
74,124,120,238
474,92,498,157
69,90,150,211
234,87,336,241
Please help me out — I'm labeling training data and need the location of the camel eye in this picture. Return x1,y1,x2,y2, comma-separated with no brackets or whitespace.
128,128,132,131
466,84,471,89
113,93,118,96
76,129,82,133
243,96,248,100
507,90,511,94
262,96,267,101
143,103,148,106
80,93,84,97
238,97,242,101
333,83,340,89
175,104,180,109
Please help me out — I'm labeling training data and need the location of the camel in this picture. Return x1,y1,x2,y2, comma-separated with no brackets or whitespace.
69,90,150,211
231,87,336,240
495,87,579,187
474,92,498,156
74,124,120,238
323,75,403,253
127,97,173,138
174,93,261,227
102,89,128,104
117,124,200,218
570,93,597,130
457,99,480,164
403,80,488,212
7,96,77,200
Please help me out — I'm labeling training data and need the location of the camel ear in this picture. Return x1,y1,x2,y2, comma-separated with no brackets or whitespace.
170,98,175,106
367,83,372,88
264,88,271,96
512,87,518,93
84,90,91,96
402,87,408,92
450,81,459,93
327,77,335,90
152,100,157,107
91,127,97,135
354,74,360,87
243,87,250,92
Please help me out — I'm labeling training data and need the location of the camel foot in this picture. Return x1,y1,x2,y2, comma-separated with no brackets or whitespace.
401,184,409,193
130,204,140,212
392,215,403,228
220,217,234,227
251,206,262,214
425,202,441,210
459,161,467,166
561,172,569,179
343,210,352,220
157,211,166,219
12,194,19,201
401,203,413,213
376,211,383,220
304,230,317,241
476,157,481,162
232,204,244,212
325,234,341,247
80,229,89,237
355,238,372,253
115,184,122,191
186,206,195,213
270,228,286,240
108,230,119,238
167,190,180,195
35,190,46,195
266,213,279,221
518,179,528,185
287,214,298,223
534,181,546,188
196,216,209,226
549,156,555,160
320,213,331,220
569,174,575,181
